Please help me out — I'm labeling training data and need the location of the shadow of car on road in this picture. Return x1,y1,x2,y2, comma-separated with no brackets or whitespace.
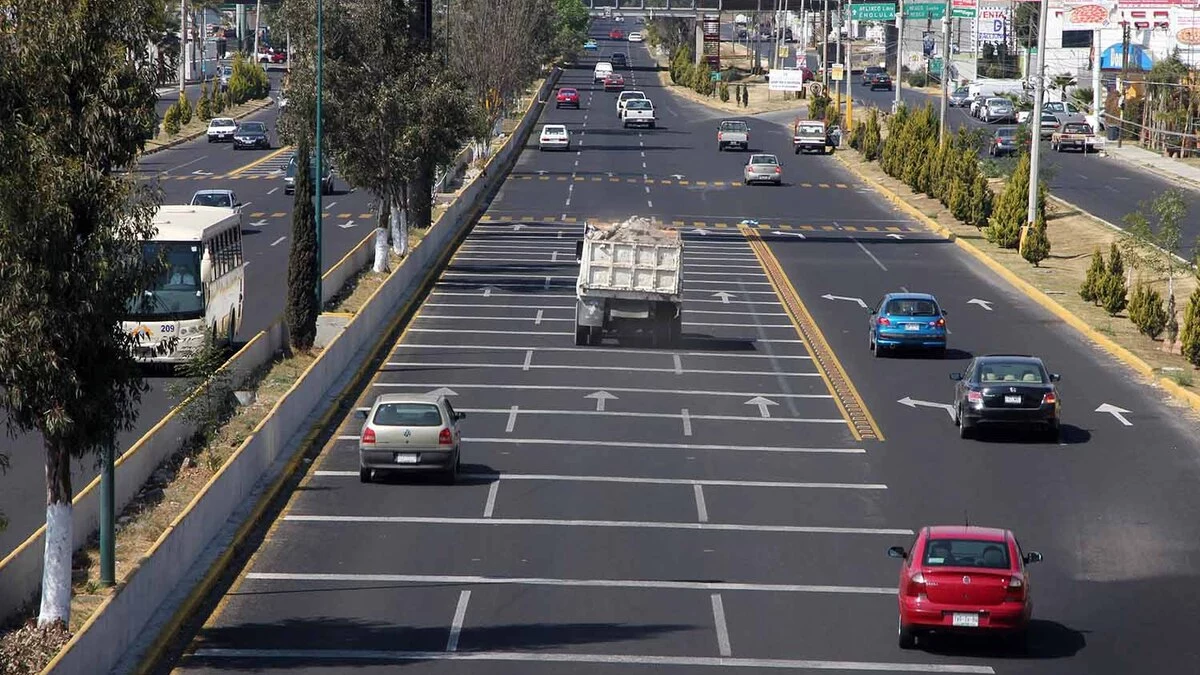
918,618,1088,660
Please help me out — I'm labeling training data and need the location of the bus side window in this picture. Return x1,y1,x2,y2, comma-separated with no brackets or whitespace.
232,226,243,268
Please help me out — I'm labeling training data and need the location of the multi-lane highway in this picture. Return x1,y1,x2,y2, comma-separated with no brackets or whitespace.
166,20,1200,675
0,99,374,557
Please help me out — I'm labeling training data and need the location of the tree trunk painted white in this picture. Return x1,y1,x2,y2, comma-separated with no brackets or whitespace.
390,193,409,258
39,444,73,627
372,228,389,273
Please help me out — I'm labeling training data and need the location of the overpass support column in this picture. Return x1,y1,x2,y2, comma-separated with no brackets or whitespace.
696,16,704,64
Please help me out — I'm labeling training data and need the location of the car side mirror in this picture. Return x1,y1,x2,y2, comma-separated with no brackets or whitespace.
354,409,368,420
887,546,907,559
455,412,467,421
949,372,963,381
941,309,949,316
1050,373,1061,382
1023,551,1043,564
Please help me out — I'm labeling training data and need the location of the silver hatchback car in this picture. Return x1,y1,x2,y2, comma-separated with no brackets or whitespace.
357,393,465,483
743,153,782,185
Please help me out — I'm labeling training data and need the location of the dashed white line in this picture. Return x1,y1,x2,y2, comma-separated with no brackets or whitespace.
267,187,279,195
711,593,732,656
522,349,533,370
647,199,653,208
483,482,499,518
315,471,887,490
693,483,709,522
339,437,866,455
851,236,888,272
534,309,544,325
270,236,286,247
681,408,693,436
445,590,471,652
673,354,683,374
505,406,519,433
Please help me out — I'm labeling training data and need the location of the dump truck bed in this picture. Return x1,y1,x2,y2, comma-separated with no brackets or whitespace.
577,217,682,300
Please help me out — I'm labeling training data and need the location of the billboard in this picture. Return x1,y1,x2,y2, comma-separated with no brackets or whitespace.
1062,1,1118,28
768,69,809,92
977,5,1011,43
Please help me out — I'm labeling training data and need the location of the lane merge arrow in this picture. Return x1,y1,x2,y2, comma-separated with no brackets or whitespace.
249,219,268,228
191,169,214,176
821,294,868,309
512,223,527,231
897,396,955,420
712,291,736,303
968,298,993,311
690,228,709,236
1095,403,1132,426
585,390,618,411
745,396,778,418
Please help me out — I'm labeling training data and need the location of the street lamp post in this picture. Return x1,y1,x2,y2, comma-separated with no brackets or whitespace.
1024,0,1050,237
938,0,950,142
314,0,324,309
895,0,904,113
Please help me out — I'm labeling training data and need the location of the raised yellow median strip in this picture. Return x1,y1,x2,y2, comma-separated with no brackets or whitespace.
741,226,885,442
222,144,292,178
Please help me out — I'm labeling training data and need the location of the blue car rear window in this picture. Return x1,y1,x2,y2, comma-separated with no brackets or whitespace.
885,299,938,316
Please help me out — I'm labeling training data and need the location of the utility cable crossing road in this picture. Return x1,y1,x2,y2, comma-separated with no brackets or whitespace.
167,21,1200,675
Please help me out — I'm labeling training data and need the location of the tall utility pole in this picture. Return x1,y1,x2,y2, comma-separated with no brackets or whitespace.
835,6,842,110
1024,0,1050,232
895,0,904,112
179,0,187,92
253,0,262,57
939,0,950,142
822,0,829,89
846,0,853,129
1092,28,1102,131
314,0,324,309
1118,23,1130,148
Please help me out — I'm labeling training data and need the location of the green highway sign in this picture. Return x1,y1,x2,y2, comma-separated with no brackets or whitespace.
851,3,897,21
904,2,945,19
951,7,977,18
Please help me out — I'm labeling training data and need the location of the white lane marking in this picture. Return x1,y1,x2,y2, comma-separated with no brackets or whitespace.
415,315,793,329
434,438,865,455
647,199,653,208
457,408,844,424
483,481,499,518
283,515,912,536
189,648,995,672
389,344,810,359
314,471,888,490
267,187,279,195
386,361,821,376
522,349,533,370
243,572,899,595
505,406,518,433
270,236,286,247
851,236,888,272
324,201,338,210
445,590,471,652
711,594,731,656
374,384,830,399
673,354,683,374
645,186,651,194
543,276,552,289
681,408,693,436
534,309,544,325
693,484,709,522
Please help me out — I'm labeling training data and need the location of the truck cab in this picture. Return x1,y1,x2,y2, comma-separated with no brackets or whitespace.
793,119,828,154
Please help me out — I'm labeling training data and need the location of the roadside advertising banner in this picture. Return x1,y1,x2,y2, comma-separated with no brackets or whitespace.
1062,1,1118,28
977,5,1011,42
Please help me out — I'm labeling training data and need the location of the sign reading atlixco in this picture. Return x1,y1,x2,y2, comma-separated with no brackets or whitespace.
851,3,897,21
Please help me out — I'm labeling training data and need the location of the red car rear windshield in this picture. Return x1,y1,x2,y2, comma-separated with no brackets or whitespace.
923,539,1010,569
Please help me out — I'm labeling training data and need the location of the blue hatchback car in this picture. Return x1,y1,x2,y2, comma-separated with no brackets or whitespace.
868,292,947,357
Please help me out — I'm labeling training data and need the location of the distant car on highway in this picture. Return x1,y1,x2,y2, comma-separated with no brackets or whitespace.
1035,111,1061,140
627,31,643,42
980,97,1015,123
867,71,893,91
611,52,628,68
232,121,271,150
593,61,613,83
621,99,656,128
538,124,571,151
860,66,886,86
743,153,782,185
206,117,237,143
603,73,625,91
951,354,1062,440
357,392,465,483
556,87,580,109
609,28,624,39
583,39,598,50
189,189,241,209
868,293,946,357
616,90,647,116
1051,121,1097,152
889,525,1043,650
283,152,334,195
717,119,750,151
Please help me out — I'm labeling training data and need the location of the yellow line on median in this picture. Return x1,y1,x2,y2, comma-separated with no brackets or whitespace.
223,145,292,178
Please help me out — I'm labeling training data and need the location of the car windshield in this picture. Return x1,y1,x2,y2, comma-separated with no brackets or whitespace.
192,192,232,207
978,361,1045,383
211,118,235,127
722,121,748,132
239,122,265,133
987,98,1008,106
924,539,1010,569
627,100,651,110
1063,123,1090,133
544,126,566,135
953,88,969,96
996,129,1016,138
126,241,204,320
865,67,884,74
884,298,938,316
796,124,824,137
1044,102,1065,111
749,155,777,165
560,89,577,95
373,402,443,427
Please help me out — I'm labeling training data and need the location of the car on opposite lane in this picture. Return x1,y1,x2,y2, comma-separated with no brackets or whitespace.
232,121,271,150
860,66,886,86
583,38,598,50
867,71,894,91
888,525,1044,650
206,117,238,143
868,293,947,357
743,153,782,185
951,354,1062,440
556,87,581,109
357,392,466,483
611,52,628,68
609,28,624,39
283,152,335,195
539,124,571,151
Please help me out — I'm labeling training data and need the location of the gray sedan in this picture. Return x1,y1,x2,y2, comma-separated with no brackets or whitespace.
982,97,1014,123
743,153,782,185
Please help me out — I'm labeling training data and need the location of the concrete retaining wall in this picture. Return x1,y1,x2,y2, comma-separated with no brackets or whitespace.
320,232,375,307
41,67,560,675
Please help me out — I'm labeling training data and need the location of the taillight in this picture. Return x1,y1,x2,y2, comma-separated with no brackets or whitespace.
439,428,453,445
1042,392,1057,405
1005,576,1026,602
718,132,723,140
930,317,945,328
361,427,376,444
967,391,983,403
876,317,890,326
774,167,781,173
904,571,927,597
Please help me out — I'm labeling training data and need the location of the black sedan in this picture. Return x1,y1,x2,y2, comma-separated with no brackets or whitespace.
951,354,1061,441
232,121,271,150
867,72,893,91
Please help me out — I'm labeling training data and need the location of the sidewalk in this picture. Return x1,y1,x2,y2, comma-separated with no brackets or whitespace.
1100,142,1200,191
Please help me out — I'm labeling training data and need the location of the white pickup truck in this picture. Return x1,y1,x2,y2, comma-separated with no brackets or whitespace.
621,99,656,128
574,216,682,347
717,120,750,151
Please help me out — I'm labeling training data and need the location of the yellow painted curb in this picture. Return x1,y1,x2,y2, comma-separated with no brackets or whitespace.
223,144,293,178
834,150,1200,415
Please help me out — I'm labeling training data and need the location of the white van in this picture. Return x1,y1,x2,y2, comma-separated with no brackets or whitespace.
594,62,613,83
967,79,1027,100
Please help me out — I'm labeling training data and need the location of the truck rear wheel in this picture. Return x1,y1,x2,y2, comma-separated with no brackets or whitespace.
575,325,589,346
588,326,603,346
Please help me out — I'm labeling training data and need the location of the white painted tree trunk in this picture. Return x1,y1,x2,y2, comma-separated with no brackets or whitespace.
390,194,409,258
372,200,389,273
38,502,72,626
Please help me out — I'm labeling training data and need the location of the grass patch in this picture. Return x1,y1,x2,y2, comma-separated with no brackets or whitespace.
141,96,275,155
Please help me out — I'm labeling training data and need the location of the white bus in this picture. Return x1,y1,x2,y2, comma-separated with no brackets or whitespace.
124,205,245,364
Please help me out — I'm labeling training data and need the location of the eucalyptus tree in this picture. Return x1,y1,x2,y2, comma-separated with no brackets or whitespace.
0,0,161,626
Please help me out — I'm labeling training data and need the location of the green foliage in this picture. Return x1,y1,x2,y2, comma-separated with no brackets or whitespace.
808,94,831,121
719,81,730,102
1080,247,1105,303
907,72,928,87
1180,288,1200,366
1021,209,1051,266
163,101,182,135
917,136,938,197
964,170,995,229
861,108,882,161
197,82,213,121
1128,283,1168,339
985,151,1031,248
1167,291,1180,344
211,82,226,113
1107,241,1126,280
551,0,590,61
166,333,234,443
670,47,691,84
286,134,319,351
228,52,270,105
1100,243,1129,315
742,84,749,107
178,92,193,125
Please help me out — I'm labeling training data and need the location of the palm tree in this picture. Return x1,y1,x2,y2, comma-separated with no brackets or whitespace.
1050,73,1077,103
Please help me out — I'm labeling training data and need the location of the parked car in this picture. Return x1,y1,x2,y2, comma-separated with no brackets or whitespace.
981,97,1015,123
1035,111,1060,140
232,121,271,150
1051,121,1098,152
556,87,581,109
357,392,466,483
949,87,971,107
206,117,238,143
951,354,1062,440
969,94,988,118
889,526,1043,650
868,293,947,357
988,127,1020,157
539,124,571,151
743,153,782,185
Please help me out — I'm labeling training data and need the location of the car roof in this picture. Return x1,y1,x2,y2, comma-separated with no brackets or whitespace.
544,124,567,131
750,154,777,161
372,393,442,405
975,354,1044,365
926,525,1010,541
193,189,233,195
883,292,937,302
210,118,236,124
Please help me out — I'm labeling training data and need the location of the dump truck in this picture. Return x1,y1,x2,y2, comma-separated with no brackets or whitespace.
574,216,683,347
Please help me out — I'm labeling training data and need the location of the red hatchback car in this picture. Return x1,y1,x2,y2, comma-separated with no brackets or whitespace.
556,87,580,109
887,525,1043,650
609,28,624,39
603,73,625,91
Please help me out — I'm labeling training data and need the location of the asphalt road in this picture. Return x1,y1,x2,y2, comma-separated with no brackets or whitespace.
167,19,1200,675
0,102,373,558
853,84,1200,248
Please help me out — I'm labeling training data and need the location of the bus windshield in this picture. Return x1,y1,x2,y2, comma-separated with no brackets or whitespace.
127,241,204,320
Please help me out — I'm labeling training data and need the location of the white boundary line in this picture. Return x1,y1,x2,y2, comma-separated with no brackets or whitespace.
384,362,820,375
333,436,866,454
281,514,911,535
711,593,732,656
445,590,471,652
189,648,995,672
312,472,887,490
388,344,811,359
456,407,845,424
370,383,832,399
414,315,795,329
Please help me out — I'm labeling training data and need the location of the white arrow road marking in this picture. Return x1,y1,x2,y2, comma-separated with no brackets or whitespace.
249,219,268,228
537,170,548,175
886,233,904,239
191,169,214,175
744,396,778,418
1095,403,1132,426
712,291,736,303
968,298,993,311
777,231,806,238
690,228,709,236
337,220,357,229
897,396,956,420
671,174,685,180
482,286,501,297
270,236,286,247
585,390,618,411
512,223,526,231
551,250,559,262
821,294,868,309
426,387,459,397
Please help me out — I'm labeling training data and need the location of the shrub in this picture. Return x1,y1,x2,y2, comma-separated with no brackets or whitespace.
907,72,928,87
918,136,938,197
228,52,270,105
1129,284,1168,338
1166,292,1180,344
1180,287,1200,366
1021,209,1051,266
985,151,1030,248
849,119,866,150
861,108,882,161
742,85,749,107
178,92,193,125
719,81,730,102
1080,247,1105,303
163,102,182,136
197,82,213,121
1099,242,1128,315
808,94,830,121
964,170,994,229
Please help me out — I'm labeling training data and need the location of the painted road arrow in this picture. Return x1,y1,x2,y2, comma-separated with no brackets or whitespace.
745,396,778,418
690,228,709,236
191,169,214,175
886,233,904,239
671,174,685,180
1095,403,1132,426
776,231,806,238
897,396,955,420
337,220,357,229
512,223,527,231
821,294,868,309
481,286,502,297
249,219,268,228
712,291,736,303
968,298,993,311
585,390,618,411
426,387,459,397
